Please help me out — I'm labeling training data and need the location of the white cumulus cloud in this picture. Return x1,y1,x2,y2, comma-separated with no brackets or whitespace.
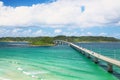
99,32,107,36
0,0,120,28
54,29,62,33
33,30,43,36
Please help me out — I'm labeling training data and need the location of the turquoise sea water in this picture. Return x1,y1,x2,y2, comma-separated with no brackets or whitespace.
77,42,120,60
0,42,119,80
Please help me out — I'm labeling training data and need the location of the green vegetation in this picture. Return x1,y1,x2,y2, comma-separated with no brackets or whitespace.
0,37,54,46
30,37,54,46
54,35,120,42
0,36,120,46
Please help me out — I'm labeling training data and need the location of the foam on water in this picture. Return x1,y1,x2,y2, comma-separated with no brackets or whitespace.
0,77,11,80
22,71,31,75
17,67,23,71
25,71,48,75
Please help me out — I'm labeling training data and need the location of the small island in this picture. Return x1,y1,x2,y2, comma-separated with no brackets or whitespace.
0,36,120,46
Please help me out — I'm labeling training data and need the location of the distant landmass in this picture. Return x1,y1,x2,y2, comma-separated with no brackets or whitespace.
0,36,120,46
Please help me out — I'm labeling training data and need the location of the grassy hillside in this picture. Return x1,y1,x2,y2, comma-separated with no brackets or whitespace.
0,36,119,45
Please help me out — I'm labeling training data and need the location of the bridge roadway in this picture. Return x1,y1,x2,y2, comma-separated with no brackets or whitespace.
54,40,120,73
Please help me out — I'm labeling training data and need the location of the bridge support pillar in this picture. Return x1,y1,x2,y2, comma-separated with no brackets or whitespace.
94,57,99,64
87,54,90,58
81,51,85,55
107,63,113,73
55,41,58,45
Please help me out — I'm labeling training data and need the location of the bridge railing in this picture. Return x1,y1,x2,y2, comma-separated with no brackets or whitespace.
54,40,120,73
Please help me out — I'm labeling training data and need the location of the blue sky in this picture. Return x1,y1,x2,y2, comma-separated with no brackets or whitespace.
2,0,54,7
0,0,120,38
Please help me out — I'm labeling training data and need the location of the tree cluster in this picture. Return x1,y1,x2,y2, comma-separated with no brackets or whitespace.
0,36,119,45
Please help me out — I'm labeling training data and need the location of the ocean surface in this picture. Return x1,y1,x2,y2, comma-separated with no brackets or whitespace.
0,42,120,80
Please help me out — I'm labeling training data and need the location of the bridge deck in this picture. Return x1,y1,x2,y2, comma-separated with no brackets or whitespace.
69,43,120,68
54,40,120,68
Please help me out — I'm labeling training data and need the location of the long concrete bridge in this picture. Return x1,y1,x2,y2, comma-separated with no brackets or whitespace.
54,40,120,73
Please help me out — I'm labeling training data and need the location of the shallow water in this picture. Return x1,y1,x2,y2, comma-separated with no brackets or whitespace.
0,42,119,80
